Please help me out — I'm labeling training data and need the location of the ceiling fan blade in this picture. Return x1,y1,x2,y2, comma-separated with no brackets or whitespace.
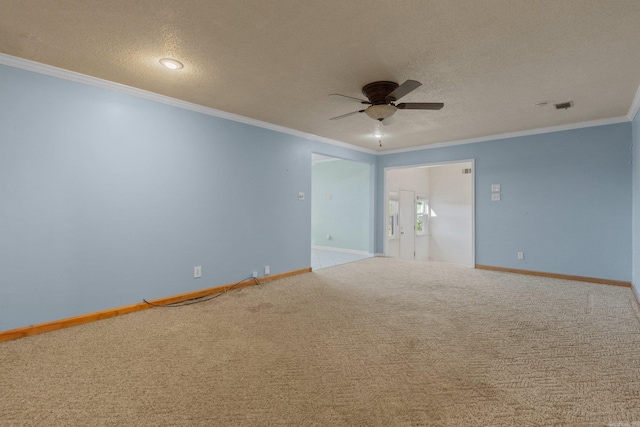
381,116,395,126
329,109,365,120
329,94,371,104
396,102,444,110
385,80,422,102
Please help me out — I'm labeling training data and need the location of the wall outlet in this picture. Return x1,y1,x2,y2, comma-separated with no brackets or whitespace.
491,193,501,201
517,252,524,260
194,266,202,278
264,265,270,275
252,271,258,278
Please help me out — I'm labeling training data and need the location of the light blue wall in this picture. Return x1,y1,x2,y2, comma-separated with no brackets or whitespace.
0,64,372,331
309,142,377,254
312,159,370,252
632,109,640,299
1,60,634,332
378,123,633,282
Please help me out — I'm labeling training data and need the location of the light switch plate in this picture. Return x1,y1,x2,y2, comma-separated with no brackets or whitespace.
491,184,501,192
491,193,501,201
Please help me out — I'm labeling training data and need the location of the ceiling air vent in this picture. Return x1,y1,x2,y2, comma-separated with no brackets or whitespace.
554,101,574,110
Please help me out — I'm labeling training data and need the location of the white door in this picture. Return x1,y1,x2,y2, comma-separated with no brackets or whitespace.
399,189,415,260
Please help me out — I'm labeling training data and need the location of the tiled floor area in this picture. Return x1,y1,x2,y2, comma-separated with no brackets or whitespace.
311,247,372,270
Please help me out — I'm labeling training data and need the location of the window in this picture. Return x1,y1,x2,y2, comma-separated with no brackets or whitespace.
416,198,429,235
388,196,399,238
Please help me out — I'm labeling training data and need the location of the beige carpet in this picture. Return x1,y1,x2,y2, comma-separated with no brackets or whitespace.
1,258,640,426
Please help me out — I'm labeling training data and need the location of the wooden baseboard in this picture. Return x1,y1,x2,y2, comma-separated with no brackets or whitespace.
0,267,311,343
475,264,632,288
633,284,640,306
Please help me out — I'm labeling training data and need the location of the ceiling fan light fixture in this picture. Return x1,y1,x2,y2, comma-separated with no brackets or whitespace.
159,58,184,70
365,104,397,121
373,122,384,138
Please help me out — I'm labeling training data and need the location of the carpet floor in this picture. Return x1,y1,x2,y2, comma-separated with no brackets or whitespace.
1,258,640,426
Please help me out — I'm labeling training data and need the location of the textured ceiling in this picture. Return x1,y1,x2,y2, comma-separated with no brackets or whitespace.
1,0,640,151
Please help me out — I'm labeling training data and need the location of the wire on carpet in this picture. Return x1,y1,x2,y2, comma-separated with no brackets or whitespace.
143,276,261,308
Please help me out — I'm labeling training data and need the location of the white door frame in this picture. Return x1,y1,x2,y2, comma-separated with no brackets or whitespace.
398,189,416,260
311,152,375,256
383,159,475,265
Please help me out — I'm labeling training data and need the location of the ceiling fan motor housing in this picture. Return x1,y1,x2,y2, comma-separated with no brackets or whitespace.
362,81,400,104
362,81,400,121
329,79,442,123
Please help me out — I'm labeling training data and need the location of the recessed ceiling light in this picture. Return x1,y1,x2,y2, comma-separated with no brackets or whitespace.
534,102,549,108
159,58,184,70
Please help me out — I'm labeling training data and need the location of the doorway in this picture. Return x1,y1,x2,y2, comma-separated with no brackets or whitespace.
385,161,474,266
311,154,373,269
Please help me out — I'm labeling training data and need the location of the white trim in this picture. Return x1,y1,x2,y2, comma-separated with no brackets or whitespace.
383,160,475,266
0,53,376,155
381,116,630,155
470,158,476,267
385,158,476,171
311,245,373,256
628,84,640,121
2,53,637,156
311,154,342,165
398,189,416,260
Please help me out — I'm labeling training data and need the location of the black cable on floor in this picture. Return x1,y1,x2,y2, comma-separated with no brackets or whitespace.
143,276,261,308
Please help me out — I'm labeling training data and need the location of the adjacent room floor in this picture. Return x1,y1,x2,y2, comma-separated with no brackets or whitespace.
311,247,372,270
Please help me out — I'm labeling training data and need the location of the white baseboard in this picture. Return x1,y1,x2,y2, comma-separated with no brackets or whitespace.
312,245,372,256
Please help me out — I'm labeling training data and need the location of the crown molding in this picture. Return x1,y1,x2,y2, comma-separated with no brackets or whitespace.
380,116,630,155
311,153,343,165
627,84,640,122
1,53,637,157
0,53,376,155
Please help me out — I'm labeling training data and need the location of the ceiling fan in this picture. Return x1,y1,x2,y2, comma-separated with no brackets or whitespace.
329,80,443,125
